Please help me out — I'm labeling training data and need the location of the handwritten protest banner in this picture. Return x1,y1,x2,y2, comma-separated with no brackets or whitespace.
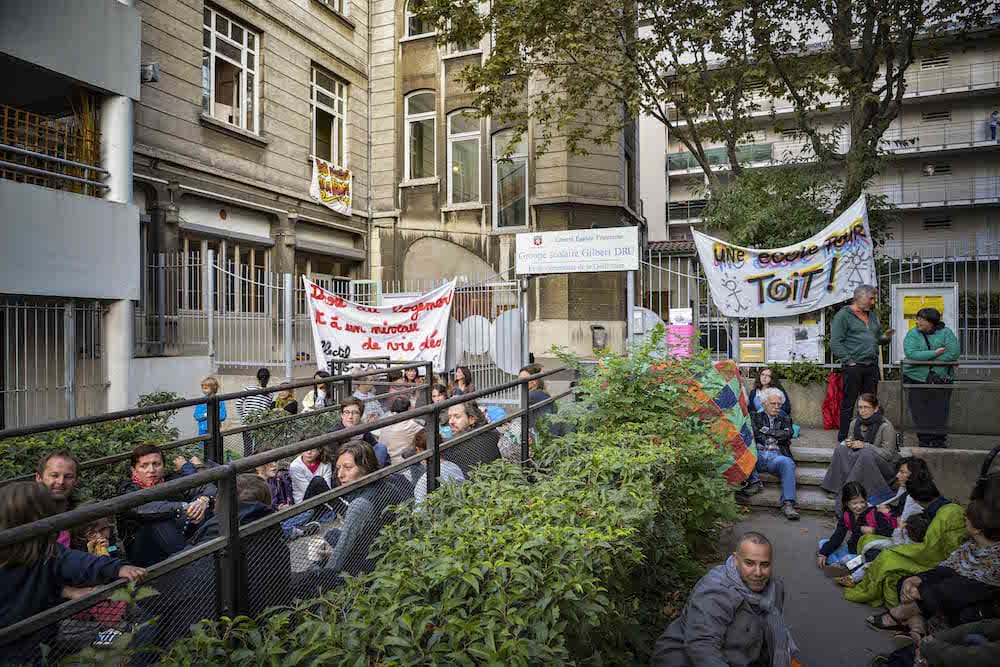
304,277,456,372
309,157,352,216
692,195,876,318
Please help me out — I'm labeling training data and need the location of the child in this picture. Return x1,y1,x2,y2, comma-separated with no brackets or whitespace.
67,514,128,626
0,483,146,661
816,482,897,569
194,376,228,436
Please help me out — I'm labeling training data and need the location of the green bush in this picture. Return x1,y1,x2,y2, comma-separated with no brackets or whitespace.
0,393,183,501
145,332,738,666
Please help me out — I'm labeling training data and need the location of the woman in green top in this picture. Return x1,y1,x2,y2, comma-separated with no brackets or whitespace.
902,308,960,448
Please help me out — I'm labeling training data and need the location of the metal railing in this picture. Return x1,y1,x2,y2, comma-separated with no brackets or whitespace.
897,359,1000,445
0,365,572,661
666,200,708,223
0,103,107,197
881,119,1000,153
869,176,1000,207
666,134,851,173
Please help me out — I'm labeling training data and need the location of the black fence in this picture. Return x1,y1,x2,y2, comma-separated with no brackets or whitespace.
0,363,573,664
896,358,1000,446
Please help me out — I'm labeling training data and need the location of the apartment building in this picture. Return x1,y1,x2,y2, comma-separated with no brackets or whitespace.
368,1,641,355
643,36,1000,255
0,0,141,426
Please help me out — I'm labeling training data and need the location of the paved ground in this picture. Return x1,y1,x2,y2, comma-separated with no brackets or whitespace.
718,509,897,667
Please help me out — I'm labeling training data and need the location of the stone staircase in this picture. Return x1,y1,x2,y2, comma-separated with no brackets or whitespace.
736,427,896,514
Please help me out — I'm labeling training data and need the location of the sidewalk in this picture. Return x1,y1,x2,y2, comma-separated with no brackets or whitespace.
718,509,897,667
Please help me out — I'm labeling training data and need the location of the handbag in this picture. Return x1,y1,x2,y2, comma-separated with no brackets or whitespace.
921,332,953,385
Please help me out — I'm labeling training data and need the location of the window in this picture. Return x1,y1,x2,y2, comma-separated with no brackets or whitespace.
315,0,345,13
203,6,259,133
405,91,436,180
624,118,636,211
921,55,950,70
405,1,432,37
446,35,480,54
922,162,951,176
447,110,480,204
312,67,348,166
923,216,952,231
493,130,528,228
921,110,951,123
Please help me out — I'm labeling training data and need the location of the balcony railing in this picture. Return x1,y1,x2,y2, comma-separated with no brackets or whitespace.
0,103,108,197
904,60,1000,95
667,199,708,223
881,120,1000,153
667,135,851,173
870,176,1000,207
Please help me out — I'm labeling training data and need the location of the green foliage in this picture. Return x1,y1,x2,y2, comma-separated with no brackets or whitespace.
0,393,183,501
145,331,737,665
769,358,830,386
243,408,344,454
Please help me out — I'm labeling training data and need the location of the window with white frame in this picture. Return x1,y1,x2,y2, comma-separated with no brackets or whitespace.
493,130,528,228
312,67,348,167
447,110,480,204
202,6,259,133
405,91,436,180
405,1,432,37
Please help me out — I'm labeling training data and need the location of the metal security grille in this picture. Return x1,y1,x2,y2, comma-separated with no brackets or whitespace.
0,296,107,429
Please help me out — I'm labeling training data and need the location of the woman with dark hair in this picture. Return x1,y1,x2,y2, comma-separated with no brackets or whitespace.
451,366,475,396
302,370,332,412
237,367,274,456
903,307,960,448
747,367,792,416
821,393,899,509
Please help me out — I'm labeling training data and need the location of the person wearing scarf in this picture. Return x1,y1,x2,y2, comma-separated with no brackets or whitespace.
821,393,899,511
653,532,797,667
866,499,1000,643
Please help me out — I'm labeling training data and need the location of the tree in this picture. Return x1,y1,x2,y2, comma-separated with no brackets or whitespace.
417,0,994,219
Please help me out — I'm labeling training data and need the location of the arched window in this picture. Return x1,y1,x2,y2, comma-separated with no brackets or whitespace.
405,91,436,180
405,1,432,38
447,110,480,204
492,130,528,228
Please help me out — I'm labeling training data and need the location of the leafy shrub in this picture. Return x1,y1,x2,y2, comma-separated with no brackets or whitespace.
145,332,738,665
770,357,831,386
0,392,183,501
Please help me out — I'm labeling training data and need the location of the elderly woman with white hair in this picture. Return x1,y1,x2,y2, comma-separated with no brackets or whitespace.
739,387,800,520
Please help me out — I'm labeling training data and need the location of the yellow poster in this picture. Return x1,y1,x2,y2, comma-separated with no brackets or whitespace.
903,295,945,329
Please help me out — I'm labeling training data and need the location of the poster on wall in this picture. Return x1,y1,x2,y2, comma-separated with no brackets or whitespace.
692,195,876,318
889,283,958,363
304,277,456,372
309,157,352,216
766,312,825,362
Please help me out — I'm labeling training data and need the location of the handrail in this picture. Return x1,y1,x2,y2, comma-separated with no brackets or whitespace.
0,142,108,174
0,159,110,189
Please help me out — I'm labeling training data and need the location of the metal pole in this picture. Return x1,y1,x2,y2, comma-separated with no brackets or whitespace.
626,270,636,349
729,318,741,362
426,405,441,493
64,303,76,419
214,472,246,619
207,395,223,463
206,249,215,361
423,361,433,405
520,277,530,364
157,252,166,356
283,273,293,381
519,378,530,465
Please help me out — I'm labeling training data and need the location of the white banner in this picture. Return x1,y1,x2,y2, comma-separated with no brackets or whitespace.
515,227,639,275
692,195,877,318
309,157,352,216
304,277,456,372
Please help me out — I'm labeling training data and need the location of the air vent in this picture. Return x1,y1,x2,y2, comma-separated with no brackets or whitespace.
922,162,951,176
780,128,803,138
921,110,951,123
923,216,952,230
921,55,950,70
745,79,766,92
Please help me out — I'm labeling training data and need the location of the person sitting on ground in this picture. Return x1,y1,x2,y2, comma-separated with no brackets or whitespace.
866,499,1000,645
307,441,413,578
445,400,502,475
334,398,389,466
193,376,227,439
63,512,128,628
302,370,332,412
740,387,800,521
237,367,275,457
378,370,405,412
352,372,385,422
402,366,422,407
822,393,899,509
411,430,465,506
747,367,792,417
519,364,557,427
844,474,967,606
372,396,424,465
652,531,798,667
0,482,146,662
117,444,216,567
34,450,80,548
451,366,475,396
429,383,450,426
912,618,1000,667
274,385,299,415
817,482,896,570
289,443,333,506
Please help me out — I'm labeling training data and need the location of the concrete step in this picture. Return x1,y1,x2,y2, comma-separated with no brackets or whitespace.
789,446,835,464
759,465,827,487
737,486,836,513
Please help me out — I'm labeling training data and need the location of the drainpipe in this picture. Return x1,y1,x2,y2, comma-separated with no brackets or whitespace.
366,0,374,279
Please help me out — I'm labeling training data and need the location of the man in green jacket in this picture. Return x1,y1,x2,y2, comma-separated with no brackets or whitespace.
830,285,895,442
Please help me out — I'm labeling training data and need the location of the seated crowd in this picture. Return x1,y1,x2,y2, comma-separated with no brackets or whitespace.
0,364,560,661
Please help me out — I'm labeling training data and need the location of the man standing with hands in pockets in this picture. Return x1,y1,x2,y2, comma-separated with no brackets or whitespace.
830,285,895,443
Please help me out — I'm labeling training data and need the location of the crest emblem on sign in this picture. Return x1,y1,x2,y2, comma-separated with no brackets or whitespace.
533,235,543,246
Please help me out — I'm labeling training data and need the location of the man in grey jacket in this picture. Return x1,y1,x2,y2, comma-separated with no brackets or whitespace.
652,532,797,667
